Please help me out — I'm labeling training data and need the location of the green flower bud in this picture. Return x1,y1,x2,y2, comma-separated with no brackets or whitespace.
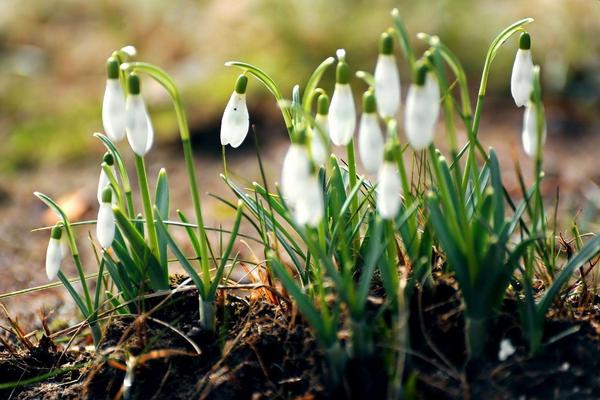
235,74,248,94
317,94,330,115
379,32,394,55
50,224,63,240
519,32,531,50
102,152,114,166
362,90,376,113
127,74,140,95
106,57,120,80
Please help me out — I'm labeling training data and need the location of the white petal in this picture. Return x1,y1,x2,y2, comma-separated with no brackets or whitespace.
60,234,69,259
358,113,384,173
328,84,356,146
45,238,62,281
425,72,441,123
281,144,311,205
97,169,110,204
374,54,401,118
404,84,437,150
97,203,116,249
220,92,249,148
310,127,328,166
102,79,127,142
522,102,546,158
294,175,324,227
511,49,534,107
125,95,153,156
377,162,402,219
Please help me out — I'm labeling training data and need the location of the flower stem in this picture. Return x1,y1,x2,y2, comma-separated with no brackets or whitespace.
134,155,159,259
346,140,359,252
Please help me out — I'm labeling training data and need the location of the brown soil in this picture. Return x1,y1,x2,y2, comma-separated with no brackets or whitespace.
1,279,600,399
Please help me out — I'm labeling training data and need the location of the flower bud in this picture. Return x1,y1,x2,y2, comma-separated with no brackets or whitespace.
97,152,115,204
377,158,402,220
102,58,127,142
328,49,356,146
45,225,64,281
511,33,534,107
97,188,116,249
294,173,324,227
125,74,154,156
358,91,384,173
374,33,401,118
281,143,311,206
522,99,546,158
404,64,439,150
220,74,250,148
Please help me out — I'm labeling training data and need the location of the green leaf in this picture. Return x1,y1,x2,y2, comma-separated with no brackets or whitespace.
155,168,170,271
302,56,335,113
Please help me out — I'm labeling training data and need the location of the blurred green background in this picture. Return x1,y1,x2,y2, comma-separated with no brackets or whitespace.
0,0,599,173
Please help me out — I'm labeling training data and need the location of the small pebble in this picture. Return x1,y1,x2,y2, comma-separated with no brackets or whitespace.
498,338,516,361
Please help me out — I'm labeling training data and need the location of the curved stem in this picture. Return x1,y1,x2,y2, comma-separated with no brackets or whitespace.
135,155,159,259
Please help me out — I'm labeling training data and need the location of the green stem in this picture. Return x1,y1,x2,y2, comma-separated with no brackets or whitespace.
465,316,488,359
346,140,359,252
134,155,159,258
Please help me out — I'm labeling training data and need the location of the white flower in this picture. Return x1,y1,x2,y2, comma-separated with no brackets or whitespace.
374,55,401,118
281,143,311,206
377,161,402,220
102,79,127,142
97,188,116,249
221,75,250,148
328,49,356,146
498,339,516,361
511,33,534,107
45,226,64,281
125,87,153,156
404,67,439,151
97,168,110,204
522,101,547,158
310,125,328,167
294,174,324,227
358,92,384,173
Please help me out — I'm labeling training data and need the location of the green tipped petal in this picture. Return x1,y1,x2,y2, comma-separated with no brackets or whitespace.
336,62,350,84
106,57,119,79
415,62,428,86
362,90,376,113
50,224,63,240
317,94,330,115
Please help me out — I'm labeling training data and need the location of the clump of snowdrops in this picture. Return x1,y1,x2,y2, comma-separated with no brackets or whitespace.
34,8,600,394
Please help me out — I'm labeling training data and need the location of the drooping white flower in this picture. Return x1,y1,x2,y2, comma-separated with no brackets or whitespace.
358,91,384,173
97,188,116,249
294,173,324,227
125,74,153,156
522,100,547,158
221,75,250,148
311,94,330,166
281,143,311,206
45,225,64,281
377,147,402,219
404,64,439,150
97,152,115,204
374,32,401,118
511,33,534,107
328,49,356,146
102,58,127,142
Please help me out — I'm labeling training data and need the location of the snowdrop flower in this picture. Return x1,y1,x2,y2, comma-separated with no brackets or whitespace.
102,58,127,142
97,152,115,204
404,64,439,150
498,339,516,361
311,94,330,166
220,74,250,148
328,49,356,146
125,74,154,156
45,224,64,281
97,187,116,249
358,90,384,173
377,144,402,220
374,32,401,118
522,98,547,158
294,172,324,227
281,138,311,206
511,32,534,107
